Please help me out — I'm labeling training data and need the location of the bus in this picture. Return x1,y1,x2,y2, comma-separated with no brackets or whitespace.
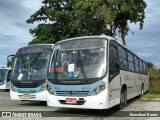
10,44,54,102
47,35,149,109
0,67,12,90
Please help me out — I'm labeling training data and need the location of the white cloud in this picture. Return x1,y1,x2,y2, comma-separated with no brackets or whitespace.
22,0,42,11
123,0,160,66
0,0,42,67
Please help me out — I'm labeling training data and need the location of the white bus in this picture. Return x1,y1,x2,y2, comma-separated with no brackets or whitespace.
47,35,149,109
10,44,54,102
0,67,12,90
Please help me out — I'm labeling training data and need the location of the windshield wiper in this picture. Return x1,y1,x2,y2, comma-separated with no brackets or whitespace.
77,50,87,79
53,49,60,81
31,48,52,68
31,52,41,67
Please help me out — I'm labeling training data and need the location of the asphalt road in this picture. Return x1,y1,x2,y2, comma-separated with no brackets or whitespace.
0,90,160,120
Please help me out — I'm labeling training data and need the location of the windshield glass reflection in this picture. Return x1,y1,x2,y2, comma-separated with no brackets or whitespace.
13,53,50,81
48,38,107,80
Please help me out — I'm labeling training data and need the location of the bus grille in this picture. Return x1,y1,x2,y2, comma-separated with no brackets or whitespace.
55,91,89,97
18,90,37,93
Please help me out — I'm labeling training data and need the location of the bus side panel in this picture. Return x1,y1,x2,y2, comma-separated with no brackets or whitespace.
143,74,149,93
108,74,121,108
127,72,140,100
108,70,149,108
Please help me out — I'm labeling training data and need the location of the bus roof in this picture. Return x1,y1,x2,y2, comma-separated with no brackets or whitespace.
28,44,54,47
0,67,12,70
18,44,54,50
56,35,116,44
16,44,54,54
55,35,128,53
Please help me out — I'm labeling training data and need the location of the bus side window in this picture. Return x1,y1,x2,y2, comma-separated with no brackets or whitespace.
109,45,119,79
7,70,11,82
118,45,128,70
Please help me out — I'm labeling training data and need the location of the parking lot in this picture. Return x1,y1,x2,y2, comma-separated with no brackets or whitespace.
0,90,160,120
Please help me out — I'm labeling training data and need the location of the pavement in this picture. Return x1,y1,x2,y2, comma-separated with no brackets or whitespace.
0,90,160,120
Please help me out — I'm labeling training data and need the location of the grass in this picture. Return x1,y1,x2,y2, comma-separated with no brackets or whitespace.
148,87,160,94
140,94,160,101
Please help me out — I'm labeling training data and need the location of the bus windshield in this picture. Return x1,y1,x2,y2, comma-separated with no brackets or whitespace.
48,38,107,81
13,52,50,81
0,69,7,82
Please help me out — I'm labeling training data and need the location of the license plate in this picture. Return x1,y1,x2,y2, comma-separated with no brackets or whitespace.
66,98,77,104
21,94,31,99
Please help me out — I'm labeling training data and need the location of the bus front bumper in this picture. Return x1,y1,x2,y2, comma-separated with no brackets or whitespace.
10,90,47,101
46,91,108,109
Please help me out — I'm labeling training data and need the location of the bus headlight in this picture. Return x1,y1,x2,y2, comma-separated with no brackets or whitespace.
92,82,106,96
10,83,15,91
40,83,47,92
46,85,54,95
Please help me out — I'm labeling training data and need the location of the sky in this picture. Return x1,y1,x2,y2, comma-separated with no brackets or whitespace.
0,0,160,68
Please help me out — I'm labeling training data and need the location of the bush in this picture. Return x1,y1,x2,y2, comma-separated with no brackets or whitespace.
148,68,160,94
148,87,160,94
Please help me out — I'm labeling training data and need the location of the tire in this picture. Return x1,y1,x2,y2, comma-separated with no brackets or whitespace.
4,89,9,92
40,101,47,105
116,88,127,110
140,84,144,97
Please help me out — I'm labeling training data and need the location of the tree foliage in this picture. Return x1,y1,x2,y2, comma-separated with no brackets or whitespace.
147,61,154,69
27,0,147,45
95,0,147,45
7,56,15,68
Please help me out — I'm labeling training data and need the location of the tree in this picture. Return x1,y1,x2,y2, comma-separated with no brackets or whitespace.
95,0,147,45
27,0,78,44
27,0,107,44
147,61,154,69
27,0,147,45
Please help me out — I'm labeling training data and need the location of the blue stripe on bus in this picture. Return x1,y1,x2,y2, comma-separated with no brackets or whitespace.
13,86,41,93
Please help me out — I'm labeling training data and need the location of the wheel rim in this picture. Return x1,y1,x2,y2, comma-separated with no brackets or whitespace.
141,86,144,95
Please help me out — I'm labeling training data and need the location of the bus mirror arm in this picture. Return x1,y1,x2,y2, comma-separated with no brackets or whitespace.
7,54,15,68
116,63,120,69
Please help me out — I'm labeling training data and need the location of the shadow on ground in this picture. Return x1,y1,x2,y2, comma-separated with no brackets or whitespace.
18,101,47,106
12,95,140,117
0,89,10,92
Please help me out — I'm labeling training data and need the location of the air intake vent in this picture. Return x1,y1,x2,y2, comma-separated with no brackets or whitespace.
55,91,89,97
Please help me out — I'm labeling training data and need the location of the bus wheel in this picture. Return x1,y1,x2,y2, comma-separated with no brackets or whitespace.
116,88,127,110
140,84,144,97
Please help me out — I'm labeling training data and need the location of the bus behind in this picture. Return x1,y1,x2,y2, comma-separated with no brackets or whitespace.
0,67,12,90
10,44,54,101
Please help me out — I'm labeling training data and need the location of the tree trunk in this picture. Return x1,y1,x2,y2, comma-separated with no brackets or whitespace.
121,30,126,46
